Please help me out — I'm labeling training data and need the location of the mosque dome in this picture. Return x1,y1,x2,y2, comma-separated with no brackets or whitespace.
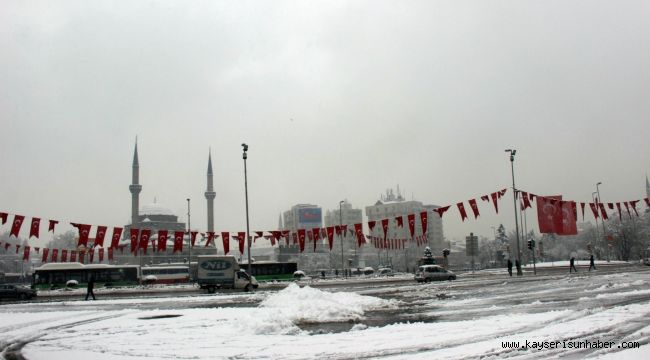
140,202,175,216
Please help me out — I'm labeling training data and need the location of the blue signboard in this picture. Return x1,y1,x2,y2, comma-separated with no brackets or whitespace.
298,208,322,223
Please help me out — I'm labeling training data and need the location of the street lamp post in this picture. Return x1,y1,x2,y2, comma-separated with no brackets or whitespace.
187,198,191,281
339,200,345,279
242,144,252,286
506,149,522,275
592,191,600,257
596,182,609,262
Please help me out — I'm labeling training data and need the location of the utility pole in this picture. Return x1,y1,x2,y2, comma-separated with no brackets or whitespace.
242,143,252,288
187,198,191,281
506,149,523,275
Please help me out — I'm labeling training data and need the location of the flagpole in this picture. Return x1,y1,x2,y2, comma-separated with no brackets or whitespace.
506,149,523,276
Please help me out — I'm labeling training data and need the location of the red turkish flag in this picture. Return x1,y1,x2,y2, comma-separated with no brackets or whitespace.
381,219,389,241
173,231,184,253
481,195,490,202
312,228,321,252
434,206,450,218
559,201,578,235
537,196,562,233
10,215,25,238
395,216,404,228
629,200,640,216
468,199,480,219
297,229,306,253
139,229,151,254
156,230,168,251
270,231,281,243
615,203,622,220
70,251,77,262
407,214,415,238
326,227,334,250
108,247,114,261
490,192,500,213
420,211,428,235
72,223,92,248
0,212,7,225
98,248,104,262
205,232,215,247
354,223,364,247
238,232,246,254
129,228,139,253
110,227,123,248
42,248,49,263
368,221,376,232
61,249,68,262
190,231,198,247
29,218,41,238
457,202,468,221
221,232,230,254
589,203,599,219
23,246,30,261
94,226,107,247
48,220,59,232
51,249,59,262
598,203,609,220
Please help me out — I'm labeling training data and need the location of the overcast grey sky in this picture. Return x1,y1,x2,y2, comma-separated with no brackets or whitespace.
1,0,649,247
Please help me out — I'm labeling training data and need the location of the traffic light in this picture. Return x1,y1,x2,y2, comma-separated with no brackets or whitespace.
527,239,533,250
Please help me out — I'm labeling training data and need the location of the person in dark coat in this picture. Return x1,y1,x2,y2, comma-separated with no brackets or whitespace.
570,257,578,273
589,255,596,271
515,259,522,276
507,259,513,277
85,275,96,301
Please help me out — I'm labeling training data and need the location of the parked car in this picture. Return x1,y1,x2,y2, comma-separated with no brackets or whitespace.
415,265,456,282
377,268,394,277
0,284,37,300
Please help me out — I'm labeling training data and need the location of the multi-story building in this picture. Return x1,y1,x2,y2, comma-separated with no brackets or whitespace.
364,188,444,272
324,200,363,270
275,204,329,271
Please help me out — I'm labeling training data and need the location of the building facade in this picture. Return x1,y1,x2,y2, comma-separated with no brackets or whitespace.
364,188,445,272
324,200,364,270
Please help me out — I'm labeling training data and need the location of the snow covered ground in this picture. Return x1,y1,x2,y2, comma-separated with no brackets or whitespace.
1,267,649,359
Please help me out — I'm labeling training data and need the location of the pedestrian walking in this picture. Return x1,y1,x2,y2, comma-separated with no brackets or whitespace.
507,259,513,277
515,259,522,276
589,254,596,271
569,257,578,273
85,275,96,301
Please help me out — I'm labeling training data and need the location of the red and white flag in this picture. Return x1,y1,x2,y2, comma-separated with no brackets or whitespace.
173,231,184,253
297,229,306,253
42,248,49,263
457,202,468,221
139,229,151,254
368,220,376,232
190,231,198,247
381,219,389,241
221,232,230,254
326,227,334,250
598,203,609,220
73,223,92,248
205,232,216,247
23,246,30,261
110,227,123,248
434,206,450,218
0,212,7,225
61,249,68,262
48,220,59,232
589,203,599,219
158,230,168,251
395,216,404,228
407,214,415,238
420,211,428,235
29,218,41,238
94,226,107,247
354,223,364,247
490,192,500,213
468,199,480,219
130,228,139,253
238,232,246,254
10,215,25,238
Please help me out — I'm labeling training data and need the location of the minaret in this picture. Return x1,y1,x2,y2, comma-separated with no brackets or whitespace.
129,139,142,227
205,150,216,232
646,174,650,199
278,214,283,230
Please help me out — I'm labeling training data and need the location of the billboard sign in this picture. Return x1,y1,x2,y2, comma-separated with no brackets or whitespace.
298,208,322,224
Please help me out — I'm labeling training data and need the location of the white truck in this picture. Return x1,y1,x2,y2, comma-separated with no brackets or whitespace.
197,255,258,293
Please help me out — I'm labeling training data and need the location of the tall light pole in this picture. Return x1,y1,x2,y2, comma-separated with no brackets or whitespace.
506,149,522,275
187,198,191,281
242,143,252,284
596,182,609,262
592,191,600,257
339,200,345,278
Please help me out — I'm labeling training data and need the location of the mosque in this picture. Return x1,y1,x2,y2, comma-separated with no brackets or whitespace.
122,141,216,254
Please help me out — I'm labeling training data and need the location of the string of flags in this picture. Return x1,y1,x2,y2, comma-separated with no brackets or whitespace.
1,189,649,262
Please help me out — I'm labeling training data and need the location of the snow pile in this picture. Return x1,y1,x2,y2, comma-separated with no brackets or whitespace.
228,283,393,335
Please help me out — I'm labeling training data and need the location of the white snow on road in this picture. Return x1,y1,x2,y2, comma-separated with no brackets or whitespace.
2,269,649,360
